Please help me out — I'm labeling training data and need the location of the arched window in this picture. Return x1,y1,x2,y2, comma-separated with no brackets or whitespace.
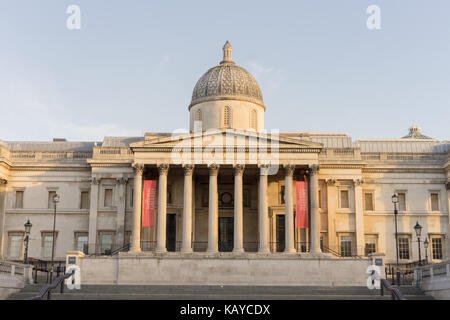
195,109,202,122
223,106,232,128
250,109,257,130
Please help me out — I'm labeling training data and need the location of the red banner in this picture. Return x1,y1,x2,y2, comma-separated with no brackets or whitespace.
296,181,309,228
143,180,157,227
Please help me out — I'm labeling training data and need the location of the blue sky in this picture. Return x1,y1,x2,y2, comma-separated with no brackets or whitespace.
0,0,449,141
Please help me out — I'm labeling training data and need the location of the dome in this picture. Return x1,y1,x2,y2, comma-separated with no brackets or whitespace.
189,41,265,110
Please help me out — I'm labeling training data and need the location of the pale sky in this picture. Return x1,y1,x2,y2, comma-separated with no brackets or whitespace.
0,0,449,142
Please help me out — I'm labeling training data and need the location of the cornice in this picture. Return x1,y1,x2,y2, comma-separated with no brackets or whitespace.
362,168,444,174
10,166,90,172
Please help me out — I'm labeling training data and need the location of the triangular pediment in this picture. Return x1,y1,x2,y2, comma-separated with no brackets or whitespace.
130,129,323,151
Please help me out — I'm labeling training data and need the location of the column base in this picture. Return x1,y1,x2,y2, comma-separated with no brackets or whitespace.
258,248,271,254
310,248,322,254
155,248,167,253
181,247,193,253
233,248,244,253
284,248,297,254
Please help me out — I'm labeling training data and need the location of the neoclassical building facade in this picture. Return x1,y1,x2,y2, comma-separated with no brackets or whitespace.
1,42,449,268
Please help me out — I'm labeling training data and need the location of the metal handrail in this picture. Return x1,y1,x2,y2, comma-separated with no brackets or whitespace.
28,270,75,300
322,245,363,259
380,278,406,300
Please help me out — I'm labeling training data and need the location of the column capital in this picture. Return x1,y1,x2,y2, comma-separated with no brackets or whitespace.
0,177,7,185
259,164,270,176
234,164,245,176
208,163,220,176
116,177,128,185
132,163,145,175
326,178,336,186
90,177,100,185
309,164,320,175
284,164,295,177
157,163,169,175
353,178,364,186
183,164,194,176
446,181,450,191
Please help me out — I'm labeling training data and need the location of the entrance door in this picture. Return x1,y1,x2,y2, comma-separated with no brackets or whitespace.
276,215,285,252
166,214,176,252
219,217,234,252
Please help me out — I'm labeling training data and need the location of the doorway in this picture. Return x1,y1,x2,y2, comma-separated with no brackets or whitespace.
276,215,285,252
219,217,234,252
166,214,176,252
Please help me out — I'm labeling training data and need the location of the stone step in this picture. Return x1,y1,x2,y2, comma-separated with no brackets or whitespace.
8,284,434,300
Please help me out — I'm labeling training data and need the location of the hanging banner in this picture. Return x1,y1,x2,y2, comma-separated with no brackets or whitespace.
142,180,157,227
296,181,309,228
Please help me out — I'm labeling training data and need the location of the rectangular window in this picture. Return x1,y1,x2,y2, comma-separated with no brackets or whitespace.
340,236,352,257
15,191,24,209
129,188,134,208
75,234,89,254
364,235,378,256
398,237,410,260
280,185,285,205
364,193,374,211
42,234,55,259
430,193,439,211
431,237,443,260
398,193,406,211
318,189,322,209
8,234,23,258
340,190,349,209
100,233,114,254
48,191,56,209
104,189,113,207
167,185,172,204
80,191,89,209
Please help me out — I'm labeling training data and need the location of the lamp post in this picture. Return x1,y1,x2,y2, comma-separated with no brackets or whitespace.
423,237,429,265
49,193,60,284
392,194,400,285
414,221,423,266
23,220,32,264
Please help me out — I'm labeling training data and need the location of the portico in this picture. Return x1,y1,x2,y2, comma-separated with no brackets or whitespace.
127,130,323,256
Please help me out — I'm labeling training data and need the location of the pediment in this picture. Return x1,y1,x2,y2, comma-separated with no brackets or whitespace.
130,129,323,151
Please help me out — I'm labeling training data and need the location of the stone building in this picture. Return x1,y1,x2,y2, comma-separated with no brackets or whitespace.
0,42,449,273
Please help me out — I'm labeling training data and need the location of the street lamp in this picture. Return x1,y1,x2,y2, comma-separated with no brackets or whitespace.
23,220,32,264
414,221,423,266
49,193,60,284
392,193,400,285
423,237,429,265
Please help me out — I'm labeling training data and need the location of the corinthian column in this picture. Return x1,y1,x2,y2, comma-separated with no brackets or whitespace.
207,164,219,253
258,164,270,253
88,177,100,254
354,178,365,256
309,164,322,254
181,164,194,252
116,177,128,248
156,163,169,253
446,181,450,259
233,164,244,253
0,178,8,259
130,164,144,253
284,165,296,253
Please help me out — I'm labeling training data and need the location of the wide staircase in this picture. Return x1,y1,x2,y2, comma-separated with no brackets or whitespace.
8,284,433,300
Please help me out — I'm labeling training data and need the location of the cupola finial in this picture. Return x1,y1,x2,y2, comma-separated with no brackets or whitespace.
221,41,233,64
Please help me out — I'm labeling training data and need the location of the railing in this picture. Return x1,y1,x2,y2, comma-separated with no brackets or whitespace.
385,260,426,285
321,245,363,259
27,258,66,283
29,270,75,300
0,260,26,277
380,278,406,300
414,260,450,288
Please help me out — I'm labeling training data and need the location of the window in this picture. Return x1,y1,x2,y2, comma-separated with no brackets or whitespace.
398,236,410,260
167,185,172,204
195,109,202,121
340,235,353,257
42,233,56,259
365,235,378,256
8,233,23,258
48,191,56,209
80,191,90,209
340,190,349,209
364,192,374,211
223,106,231,128
250,109,257,130
318,189,322,209
104,189,113,207
75,234,89,254
431,236,443,260
430,193,439,211
99,233,114,254
397,192,406,211
280,185,285,205
15,191,24,209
